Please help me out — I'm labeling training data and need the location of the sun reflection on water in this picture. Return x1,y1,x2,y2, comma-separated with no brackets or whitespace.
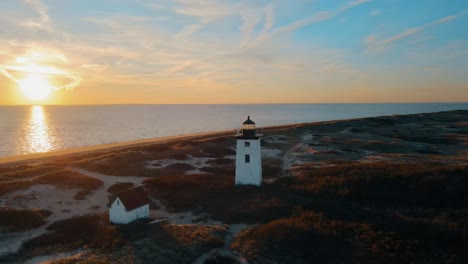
26,105,53,153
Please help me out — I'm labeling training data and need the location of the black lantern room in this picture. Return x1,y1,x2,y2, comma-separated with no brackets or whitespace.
236,116,260,139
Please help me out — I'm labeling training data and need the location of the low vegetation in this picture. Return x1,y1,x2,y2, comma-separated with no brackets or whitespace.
117,222,226,264
20,214,122,258
0,180,33,196
204,254,241,264
0,207,51,232
290,162,468,208
107,182,135,194
0,169,103,197
231,161,468,263
0,164,62,181
144,174,291,224
36,170,103,190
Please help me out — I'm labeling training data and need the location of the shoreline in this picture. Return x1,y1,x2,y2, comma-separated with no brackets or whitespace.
0,121,311,166
1,109,466,166
0,130,232,166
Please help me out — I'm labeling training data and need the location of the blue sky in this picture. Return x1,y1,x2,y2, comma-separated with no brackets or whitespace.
0,0,467,104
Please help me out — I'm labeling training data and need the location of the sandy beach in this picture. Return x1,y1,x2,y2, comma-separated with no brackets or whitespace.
0,120,314,166
0,130,235,166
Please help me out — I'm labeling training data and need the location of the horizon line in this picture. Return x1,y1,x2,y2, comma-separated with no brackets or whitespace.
2,101,468,107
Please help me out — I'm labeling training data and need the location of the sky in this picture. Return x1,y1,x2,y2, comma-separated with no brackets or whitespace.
0,0,467,105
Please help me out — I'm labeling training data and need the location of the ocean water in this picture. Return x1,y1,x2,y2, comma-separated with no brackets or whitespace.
0,103,467,158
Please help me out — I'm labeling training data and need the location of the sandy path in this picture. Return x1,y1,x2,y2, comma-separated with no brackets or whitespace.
192,224,250,264
68,167,148,187
0,225,48,257
23,249,86,264
145,155,217,175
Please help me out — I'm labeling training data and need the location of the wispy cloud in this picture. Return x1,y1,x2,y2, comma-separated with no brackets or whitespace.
243,0,370,48
339,0,370,13
175,24,202,39
23,0,51,30
370,9,382,16
173,0,240,23
0,0,84,93
241,10,261,42
68,0,369,92
365,10,467,53
171,0,244,40
0,46,81,90
261,4,275,34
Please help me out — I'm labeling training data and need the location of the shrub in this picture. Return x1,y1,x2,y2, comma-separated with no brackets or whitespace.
204,254,241,264
35,170,103,190
107,182,135,194
0,164,61,180
74,189,93,200
291,162,468,208
0,207,51,232
0,181,33,196
22,214,123,255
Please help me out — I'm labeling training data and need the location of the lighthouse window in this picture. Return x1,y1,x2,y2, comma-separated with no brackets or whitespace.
245,141,250,147
245,154,250,163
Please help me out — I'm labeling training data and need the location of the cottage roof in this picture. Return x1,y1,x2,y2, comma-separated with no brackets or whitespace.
111,186,150,211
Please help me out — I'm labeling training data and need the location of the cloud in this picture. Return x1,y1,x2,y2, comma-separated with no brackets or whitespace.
175,24,202,39
0,48,81,90
23,0,52,30
173,0,240,23
0,68,16,80
25,0,49,22
365,10,467,53
168,1,245,41
277,11,333,34
71,0,368,91
240,4,276,45
370,9,382,16
56,75,81,90
261,4,275,34
80,64,108,72
243,0,369,48
339,0,371,13
165,61,194,74
241,10,261,42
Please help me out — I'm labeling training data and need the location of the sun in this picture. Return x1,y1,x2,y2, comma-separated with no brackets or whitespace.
18,75,53,101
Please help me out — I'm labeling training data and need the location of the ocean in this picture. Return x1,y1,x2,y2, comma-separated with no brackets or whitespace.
0,103,467,158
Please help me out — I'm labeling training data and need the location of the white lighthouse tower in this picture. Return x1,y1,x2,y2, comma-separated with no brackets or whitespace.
235,116,262,186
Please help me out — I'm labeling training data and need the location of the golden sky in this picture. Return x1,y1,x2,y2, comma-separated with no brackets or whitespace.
0,0,467,105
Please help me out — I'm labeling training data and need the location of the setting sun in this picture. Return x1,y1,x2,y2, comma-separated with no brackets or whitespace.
18,75,53,101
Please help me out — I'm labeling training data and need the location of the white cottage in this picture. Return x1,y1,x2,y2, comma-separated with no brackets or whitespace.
235,116,262,186
108,186,150,224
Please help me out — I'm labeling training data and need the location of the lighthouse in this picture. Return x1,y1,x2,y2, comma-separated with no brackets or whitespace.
235,116,262,186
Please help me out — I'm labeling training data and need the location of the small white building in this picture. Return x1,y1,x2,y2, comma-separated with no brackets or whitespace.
108,186,150,224
235,116,262,186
